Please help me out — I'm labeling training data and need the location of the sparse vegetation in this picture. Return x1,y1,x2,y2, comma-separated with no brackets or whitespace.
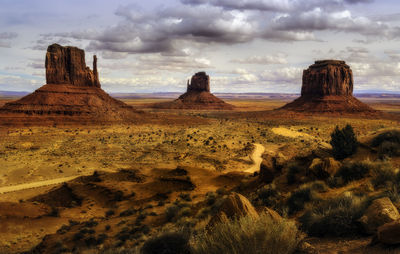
192,211,303,254
141,231,191,254
287,182,325,215
330,124,358,160
286,162,301,185
300,192,369,236
335,160,371,184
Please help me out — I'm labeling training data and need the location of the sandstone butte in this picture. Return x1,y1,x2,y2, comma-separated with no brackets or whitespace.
0,44,142,125
280,60,376,113
152,71,234,110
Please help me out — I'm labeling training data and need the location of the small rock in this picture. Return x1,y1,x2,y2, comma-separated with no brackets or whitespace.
359,197,400,234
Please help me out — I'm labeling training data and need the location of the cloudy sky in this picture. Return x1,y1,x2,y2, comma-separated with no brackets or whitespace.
1,0,400,93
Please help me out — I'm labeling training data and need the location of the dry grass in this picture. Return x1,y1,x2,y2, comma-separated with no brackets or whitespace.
192,212,303,254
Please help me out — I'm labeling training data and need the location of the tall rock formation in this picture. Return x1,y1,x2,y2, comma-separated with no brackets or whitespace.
45,44,100,87
187,72,210,92
0,44,140,125
152,71,234,110
280,60,375,113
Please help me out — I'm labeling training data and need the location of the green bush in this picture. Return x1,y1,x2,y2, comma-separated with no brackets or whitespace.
141,232,191,254
299,192,369,237
335,161,371,184
192,212,303,254
330,124,358,160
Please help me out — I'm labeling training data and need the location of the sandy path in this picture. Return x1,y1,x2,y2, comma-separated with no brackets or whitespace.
0,175,80,194
271,127,331,149
244,143,265,173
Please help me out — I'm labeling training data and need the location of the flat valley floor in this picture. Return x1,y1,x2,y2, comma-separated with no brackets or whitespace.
0,96,399,253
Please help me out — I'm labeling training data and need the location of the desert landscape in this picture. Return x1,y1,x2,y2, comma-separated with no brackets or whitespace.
0,44,399,254
1,1,400,254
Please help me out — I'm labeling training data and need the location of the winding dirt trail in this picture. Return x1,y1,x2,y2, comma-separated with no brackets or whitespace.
244,143,265,173
0,144,268,195
0,176,81,194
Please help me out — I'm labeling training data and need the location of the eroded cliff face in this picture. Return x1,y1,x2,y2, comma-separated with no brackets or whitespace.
301,60,353,97
45,44,100,87
187,72,210,93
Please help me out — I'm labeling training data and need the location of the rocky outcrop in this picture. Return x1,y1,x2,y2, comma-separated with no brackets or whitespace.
301,60,353,97
359,197,400,234
151,72,234,110
187,72,210,92
376,220,400,245
45,44,100,87
0,44,140,125
208,192,259,227
280,60,376,113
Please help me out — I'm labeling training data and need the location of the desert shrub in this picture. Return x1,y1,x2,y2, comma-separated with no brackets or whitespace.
205,192,217,206
255,183,280,207
378,141,400,158
286,163,301,185
299,192,369,236
287,182,326,215
178,207,192,217
326,176,344,188
330,124,358,160
335,160,371,184
179,193,192,202
371,161,398,187
165,205,180,222
165,201,191,222
192,211,303,254
120,209,136,217
105,209,115,217
196,207,211,219
141,232,191,254
372,130,400,147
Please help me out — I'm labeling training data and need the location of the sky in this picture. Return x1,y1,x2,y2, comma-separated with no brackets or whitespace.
1,0,400,94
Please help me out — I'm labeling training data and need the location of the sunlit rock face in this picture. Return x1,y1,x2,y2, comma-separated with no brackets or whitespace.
45,44,100,87
280,60,376,114
301,60,353,97
186,72,210,93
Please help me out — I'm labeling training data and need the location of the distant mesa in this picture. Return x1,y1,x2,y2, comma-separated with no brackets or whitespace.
152,72,234,110
0,44,140,125
280,60,376,113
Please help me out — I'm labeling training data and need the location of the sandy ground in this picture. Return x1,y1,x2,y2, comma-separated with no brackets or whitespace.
244,144,265,173
0,97,399,253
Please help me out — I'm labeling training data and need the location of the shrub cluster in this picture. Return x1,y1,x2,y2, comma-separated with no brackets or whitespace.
330,124,358,160
372,130,400,158
192,211,303,254
299,192,369,237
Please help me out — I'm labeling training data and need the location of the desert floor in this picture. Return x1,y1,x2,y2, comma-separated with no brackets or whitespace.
0,96,399,253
